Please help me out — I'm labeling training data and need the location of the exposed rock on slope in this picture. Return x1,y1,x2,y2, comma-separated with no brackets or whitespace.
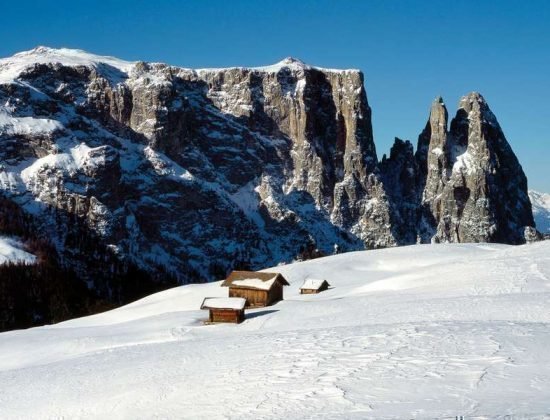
0,47,537,287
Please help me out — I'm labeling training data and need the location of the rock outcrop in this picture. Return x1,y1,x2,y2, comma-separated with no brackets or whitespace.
415,96,449,241
415,93,535,244
0,47,537,286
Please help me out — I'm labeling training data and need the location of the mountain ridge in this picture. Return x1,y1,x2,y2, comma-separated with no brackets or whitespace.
0,47,539,327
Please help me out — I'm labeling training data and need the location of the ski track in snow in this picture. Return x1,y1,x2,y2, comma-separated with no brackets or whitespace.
1,242,550,419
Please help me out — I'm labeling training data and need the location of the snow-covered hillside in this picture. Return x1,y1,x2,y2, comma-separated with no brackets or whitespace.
530,190,550,233
0,236,35,264
1,242,550,418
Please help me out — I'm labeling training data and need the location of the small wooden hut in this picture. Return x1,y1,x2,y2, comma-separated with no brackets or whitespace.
200,297,246,324
221,271,290,307
299,278,330,294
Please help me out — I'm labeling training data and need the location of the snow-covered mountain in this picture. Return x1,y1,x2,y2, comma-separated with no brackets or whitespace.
0,46,393,282
0,236,35,264
1,241,550,418
0,47,537,284
530,190,550,234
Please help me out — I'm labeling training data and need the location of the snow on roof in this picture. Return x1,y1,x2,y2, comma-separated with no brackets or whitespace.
0,46,135,85
221,271,290,289
201,297,246,310
300,278,329,290
232,277,277,291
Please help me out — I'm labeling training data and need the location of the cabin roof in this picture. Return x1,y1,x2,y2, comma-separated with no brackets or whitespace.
221,271,290,290
299,278,330,290
200,297,247,310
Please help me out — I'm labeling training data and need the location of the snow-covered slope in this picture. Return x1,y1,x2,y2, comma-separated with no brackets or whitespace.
1,242,550,419
0,46,134,84
530,190,550,234
0,236,35,264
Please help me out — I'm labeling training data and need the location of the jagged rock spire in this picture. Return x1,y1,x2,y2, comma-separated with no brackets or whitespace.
413,96,450,241
379,138,419,244
415,92,535,244
416,96,449,191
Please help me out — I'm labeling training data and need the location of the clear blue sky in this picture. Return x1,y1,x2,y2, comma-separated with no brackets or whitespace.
2,0,549,191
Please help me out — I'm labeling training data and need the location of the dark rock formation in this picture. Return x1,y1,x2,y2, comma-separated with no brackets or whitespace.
379,138,419,244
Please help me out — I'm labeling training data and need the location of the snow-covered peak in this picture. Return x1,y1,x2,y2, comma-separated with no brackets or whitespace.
253,57,360,74
0,46,135,84
251,56,311,72
9,46,135,71
458,91,487,110
279,56,307,66
2,48,359,85
198,56,358,75
457,91,499,126
13,46,53,56
530,190,550,233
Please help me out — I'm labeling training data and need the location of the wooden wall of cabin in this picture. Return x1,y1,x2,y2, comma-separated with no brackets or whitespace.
229,288,268,307
300,283,328,294
266,283,283,305
210,309,244,323
300,289,317,294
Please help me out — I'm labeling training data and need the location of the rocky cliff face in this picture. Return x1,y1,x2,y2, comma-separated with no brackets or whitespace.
0,48,395,283
414,93,535,244
0,47,537,285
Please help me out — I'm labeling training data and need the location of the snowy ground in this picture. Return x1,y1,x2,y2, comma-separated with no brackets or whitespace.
1,242,550,419
0,236,35,265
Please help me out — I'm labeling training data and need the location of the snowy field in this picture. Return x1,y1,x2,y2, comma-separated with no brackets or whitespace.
1,242,550,419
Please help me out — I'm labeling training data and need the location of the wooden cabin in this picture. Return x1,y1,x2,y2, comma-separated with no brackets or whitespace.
221,271,290,307
200,297,246,324
299,278,330,294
